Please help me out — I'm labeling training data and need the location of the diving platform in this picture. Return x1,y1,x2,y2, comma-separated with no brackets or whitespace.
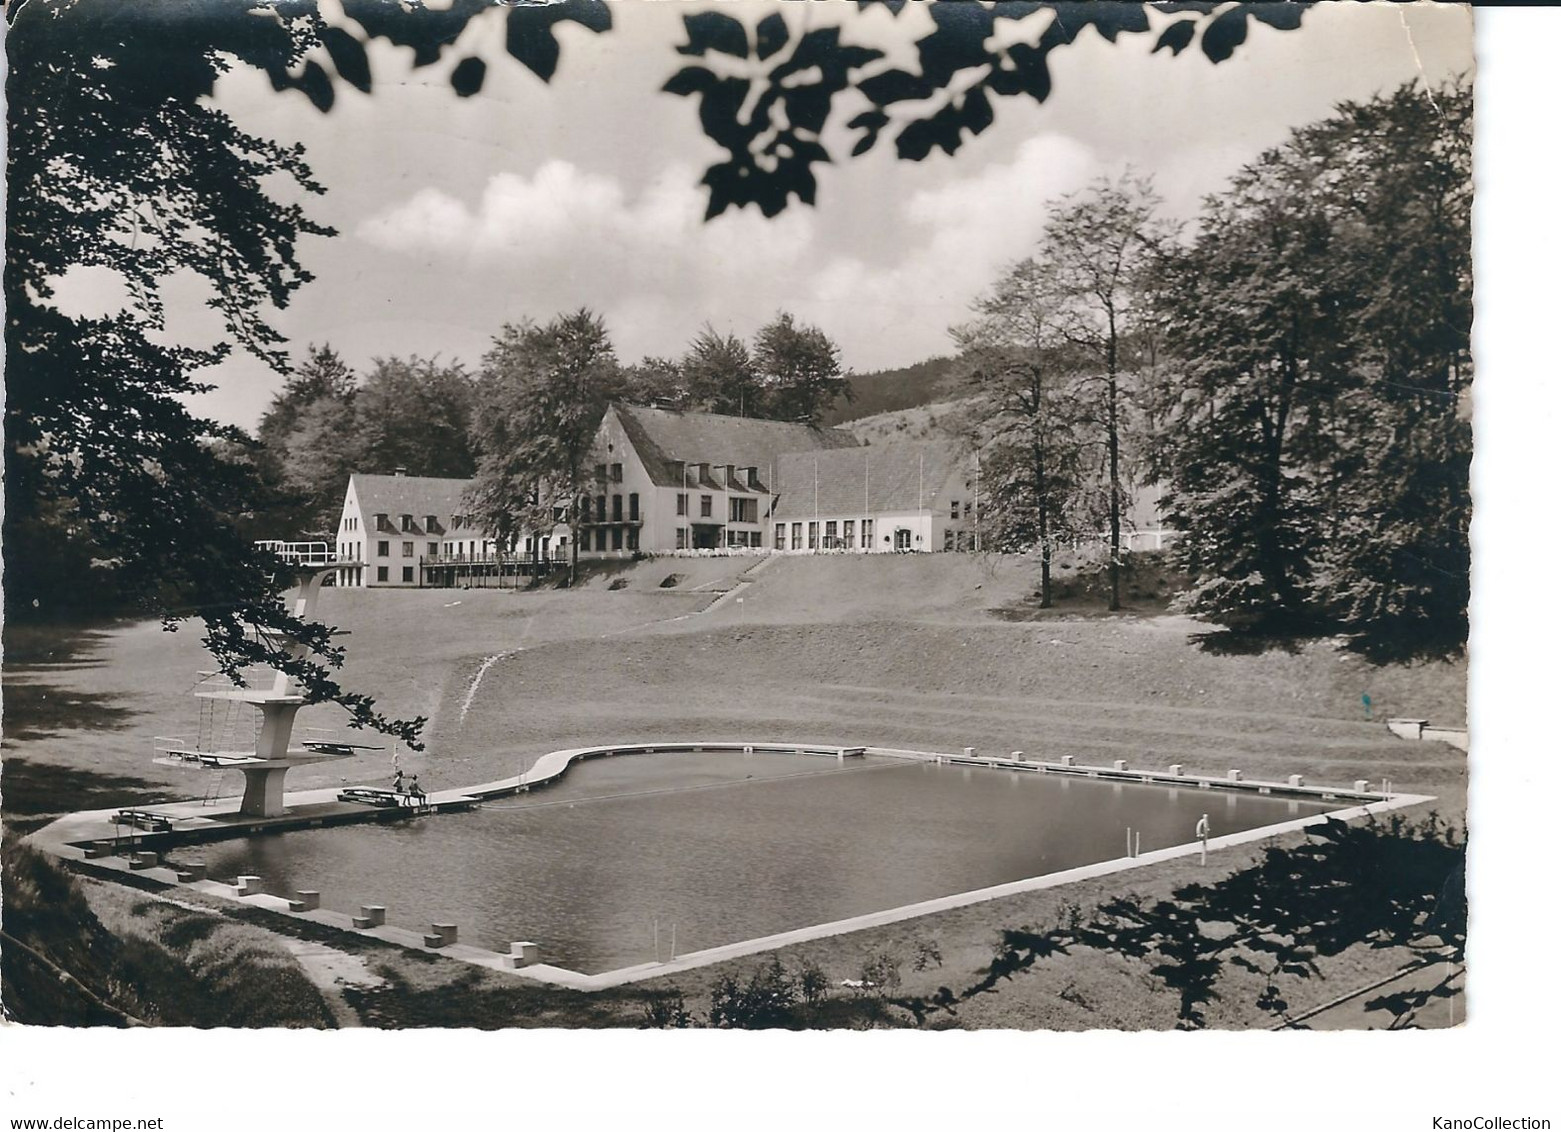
192,687,305,705
153,558,380,818
153,745,356,770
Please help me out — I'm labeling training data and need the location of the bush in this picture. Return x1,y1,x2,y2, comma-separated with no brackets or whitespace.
797,957,829,1006
640,990,694,1029
858,950,902,995
709,956,800,1029
911,939,943,972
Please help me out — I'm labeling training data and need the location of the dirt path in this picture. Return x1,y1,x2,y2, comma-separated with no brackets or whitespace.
277,937,386,1028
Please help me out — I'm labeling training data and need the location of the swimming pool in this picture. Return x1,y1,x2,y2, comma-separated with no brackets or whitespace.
188,750,1339,973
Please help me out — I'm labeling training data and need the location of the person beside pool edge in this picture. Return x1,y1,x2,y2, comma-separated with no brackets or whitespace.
410,775,427,809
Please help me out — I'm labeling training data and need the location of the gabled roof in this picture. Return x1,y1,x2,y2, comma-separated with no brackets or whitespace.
771,441,972,521
609,403,860,489
350,474,472,531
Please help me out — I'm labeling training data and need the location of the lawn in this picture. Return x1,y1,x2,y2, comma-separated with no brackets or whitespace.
3,552,1467,1028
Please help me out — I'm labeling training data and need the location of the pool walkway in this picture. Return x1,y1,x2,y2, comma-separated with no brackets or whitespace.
25,742,1434,992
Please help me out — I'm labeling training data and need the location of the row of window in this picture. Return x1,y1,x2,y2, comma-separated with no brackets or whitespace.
675,492,713,519
668,493,759,522
773,518,876,551
594,462,624,483
587,493,640,522
589,526,641,552
949,499,973,521
359,536,583,561
669,528,762,550
363,566,414,583
362,512,442,534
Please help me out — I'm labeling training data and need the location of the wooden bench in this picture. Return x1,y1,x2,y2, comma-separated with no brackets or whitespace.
112,809,172,833
337,788,404,809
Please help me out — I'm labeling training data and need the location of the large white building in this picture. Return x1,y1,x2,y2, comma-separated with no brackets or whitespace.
579,403,860,555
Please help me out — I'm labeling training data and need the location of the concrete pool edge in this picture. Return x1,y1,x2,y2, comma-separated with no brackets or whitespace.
24,743,1433,993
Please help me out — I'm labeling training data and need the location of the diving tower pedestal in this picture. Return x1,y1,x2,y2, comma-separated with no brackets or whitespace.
161,559,376,819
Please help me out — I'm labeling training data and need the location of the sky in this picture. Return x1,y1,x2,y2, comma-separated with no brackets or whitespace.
108,0,1472,431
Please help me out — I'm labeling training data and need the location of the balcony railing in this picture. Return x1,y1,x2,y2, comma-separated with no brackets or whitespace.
419,553,565,567
254,540,334,566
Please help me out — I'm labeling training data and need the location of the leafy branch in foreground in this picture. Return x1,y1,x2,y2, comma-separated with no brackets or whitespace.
5,0,423,744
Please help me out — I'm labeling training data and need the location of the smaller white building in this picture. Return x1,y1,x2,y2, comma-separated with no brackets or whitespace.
770,442,978,553
334,471,567,588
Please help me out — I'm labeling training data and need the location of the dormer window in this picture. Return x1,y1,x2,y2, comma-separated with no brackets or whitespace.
401,513,413,530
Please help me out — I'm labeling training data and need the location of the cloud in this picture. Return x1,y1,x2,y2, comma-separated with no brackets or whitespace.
355,135,1105,370
814,134,1099,317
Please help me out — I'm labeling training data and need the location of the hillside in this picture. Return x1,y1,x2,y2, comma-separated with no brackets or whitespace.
824,356,962,425
844,400,971,445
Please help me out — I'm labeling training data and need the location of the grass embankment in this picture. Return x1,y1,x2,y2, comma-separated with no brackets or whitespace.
2,844,332,1027
4,552,1467,1028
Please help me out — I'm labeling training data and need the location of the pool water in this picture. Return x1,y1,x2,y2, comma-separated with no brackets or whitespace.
190,751,1337,973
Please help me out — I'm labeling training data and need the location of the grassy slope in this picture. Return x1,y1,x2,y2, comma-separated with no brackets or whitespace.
2,845,332,1028
4,553,1466,1028
844,401,968,445
820,356,961,426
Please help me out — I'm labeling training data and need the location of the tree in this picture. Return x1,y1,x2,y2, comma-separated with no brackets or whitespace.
1306,82,1473,651
255,344,359,536
467,311,624,586
1152,143,1351,630
257,344,356,449
952,259,1090,607
254,351,478,535
754,312,852,425
351,356,478,479
621,355,686,410
681,325,764,417
1037,174,1168,610
1152,79,1471,644
4,0,421,744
